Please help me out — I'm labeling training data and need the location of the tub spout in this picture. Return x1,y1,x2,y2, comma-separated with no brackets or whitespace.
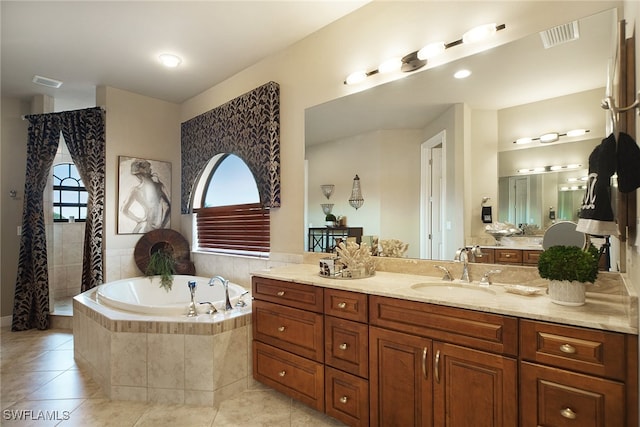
187,280,198,317
209,276,233,311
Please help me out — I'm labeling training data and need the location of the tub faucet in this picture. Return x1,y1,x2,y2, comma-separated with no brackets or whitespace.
454,248,471,282
187,280,198,317
209,275,233,311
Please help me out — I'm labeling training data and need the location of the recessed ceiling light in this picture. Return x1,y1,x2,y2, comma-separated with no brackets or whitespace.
159,53,182,68
454,69,471,79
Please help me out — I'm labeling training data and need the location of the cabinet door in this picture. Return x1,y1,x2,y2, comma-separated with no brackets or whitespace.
369,326,433,427
520,361,625,427
433,342,518,427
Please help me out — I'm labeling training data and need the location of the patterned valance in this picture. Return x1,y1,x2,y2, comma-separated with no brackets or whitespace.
180,81,280,213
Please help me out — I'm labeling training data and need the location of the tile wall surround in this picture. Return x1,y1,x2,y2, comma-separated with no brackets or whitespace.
73,290,254,406
51,222,85,299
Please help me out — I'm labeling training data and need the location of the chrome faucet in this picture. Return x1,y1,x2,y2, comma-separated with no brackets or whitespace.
454,248,471,282
479,269,502,286
208,275,233,311
435,265,453,281
187,280,198,317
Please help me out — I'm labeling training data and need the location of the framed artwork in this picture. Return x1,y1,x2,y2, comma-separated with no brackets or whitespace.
117,156,171,234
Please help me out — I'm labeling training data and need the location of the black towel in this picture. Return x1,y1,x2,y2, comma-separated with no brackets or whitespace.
617,131,640,193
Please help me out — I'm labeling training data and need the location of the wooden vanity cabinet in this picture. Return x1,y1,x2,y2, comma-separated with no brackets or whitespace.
519,319,638,427
324,288,369,426
369,295,518,427
252,277,325,411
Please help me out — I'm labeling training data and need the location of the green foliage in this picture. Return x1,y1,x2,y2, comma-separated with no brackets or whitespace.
145,248,176,291
325,213,337,222
537,245,599,283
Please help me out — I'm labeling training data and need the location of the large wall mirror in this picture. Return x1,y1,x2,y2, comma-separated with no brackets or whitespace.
305,8,618,261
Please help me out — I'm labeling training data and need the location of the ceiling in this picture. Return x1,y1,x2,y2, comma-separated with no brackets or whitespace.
305,7,617,146
1,1,368,109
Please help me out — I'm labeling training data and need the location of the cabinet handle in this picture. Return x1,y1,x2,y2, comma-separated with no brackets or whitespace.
339,396,348,404
337,302,347,309
435,350,441,384
505,253,511,258
560,343,576,354
279,370,286,377
339,343,348,350
422,347,428,379
560,408,577,419
277,326,285,332
276,291,285,296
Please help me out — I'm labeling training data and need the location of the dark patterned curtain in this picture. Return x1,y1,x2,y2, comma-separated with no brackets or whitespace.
12,114,61,331
59,107,105,292
12,107,105,331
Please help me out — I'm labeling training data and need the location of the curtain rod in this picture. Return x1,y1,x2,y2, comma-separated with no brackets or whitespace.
21,106,106,120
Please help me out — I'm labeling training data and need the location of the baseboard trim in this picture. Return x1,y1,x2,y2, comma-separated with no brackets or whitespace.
1,315,12,327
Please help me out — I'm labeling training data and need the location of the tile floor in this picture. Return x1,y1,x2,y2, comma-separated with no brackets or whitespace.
0,325,346,426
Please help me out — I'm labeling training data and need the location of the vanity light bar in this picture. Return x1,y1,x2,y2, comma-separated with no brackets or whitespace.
344,23,506,85
513,129,590,144
517,164,582,174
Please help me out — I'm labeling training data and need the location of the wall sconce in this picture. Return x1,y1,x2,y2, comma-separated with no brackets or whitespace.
513,129,589,144
344,23,506,85
321,184,335,199
348,175,364,210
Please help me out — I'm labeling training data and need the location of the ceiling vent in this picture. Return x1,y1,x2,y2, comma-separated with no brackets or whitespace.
32,75,63,88
540,21,580,49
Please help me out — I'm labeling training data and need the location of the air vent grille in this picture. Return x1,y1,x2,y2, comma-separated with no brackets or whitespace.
540,21,580,49
32,75,63,88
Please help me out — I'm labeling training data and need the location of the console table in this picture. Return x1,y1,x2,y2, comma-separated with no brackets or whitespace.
307,227,363,253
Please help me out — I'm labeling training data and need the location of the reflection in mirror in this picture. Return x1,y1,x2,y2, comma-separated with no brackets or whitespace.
305,8,617,261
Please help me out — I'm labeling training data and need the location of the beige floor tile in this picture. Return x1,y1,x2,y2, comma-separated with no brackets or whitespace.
290,399,346,426
1,398,85,427
57,398,150,427
1,371,63,402
28,369,104,400
212,389,292,426
15,349,77,372
133,403,217,427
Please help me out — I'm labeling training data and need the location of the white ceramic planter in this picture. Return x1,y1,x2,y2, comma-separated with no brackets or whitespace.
548,280,586,306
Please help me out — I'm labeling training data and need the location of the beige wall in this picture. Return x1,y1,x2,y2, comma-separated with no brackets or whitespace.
97,87,181,280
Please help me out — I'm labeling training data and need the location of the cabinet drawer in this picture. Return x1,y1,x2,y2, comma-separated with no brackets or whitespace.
324,288,368,322
522,249,542,265
370,295,518,356
252,276,323,312
325,316,369,378
325,366,369,427
474,248,495,264
253,341,324,411
495,248,523,264
520,361,625,427
253,300,324,361
520,320,626,381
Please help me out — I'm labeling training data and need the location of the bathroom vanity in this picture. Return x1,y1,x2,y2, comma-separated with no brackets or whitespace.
251,263,637,427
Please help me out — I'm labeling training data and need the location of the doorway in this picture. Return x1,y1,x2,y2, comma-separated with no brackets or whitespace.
420,130,446,259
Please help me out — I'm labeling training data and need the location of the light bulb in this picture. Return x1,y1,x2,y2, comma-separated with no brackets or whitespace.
539,132,559,143
417,42,446,60
462,23,497,44
515,137,533,145
159,53,182,68
378,57,402,74
345,70,367,85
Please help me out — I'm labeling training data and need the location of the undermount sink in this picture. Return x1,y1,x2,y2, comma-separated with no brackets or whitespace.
410,281,496,296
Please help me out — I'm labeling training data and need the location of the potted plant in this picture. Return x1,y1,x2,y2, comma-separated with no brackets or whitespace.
325,213,337,227
145,246,176,291
537,244,599,306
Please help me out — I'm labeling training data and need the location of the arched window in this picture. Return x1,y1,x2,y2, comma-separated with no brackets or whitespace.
53,163,87,222
193,154,269,256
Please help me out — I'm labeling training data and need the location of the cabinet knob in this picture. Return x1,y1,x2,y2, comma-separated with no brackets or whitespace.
337,302,347,309
339,343,348,350
560,408,577,419
339,396,348,404
276,291,285,296
277,326,286,332
505,253,511,258
560,343,576,354
279,370,286,377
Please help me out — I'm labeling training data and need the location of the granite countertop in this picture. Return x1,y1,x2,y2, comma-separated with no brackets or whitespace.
251,263,638,335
